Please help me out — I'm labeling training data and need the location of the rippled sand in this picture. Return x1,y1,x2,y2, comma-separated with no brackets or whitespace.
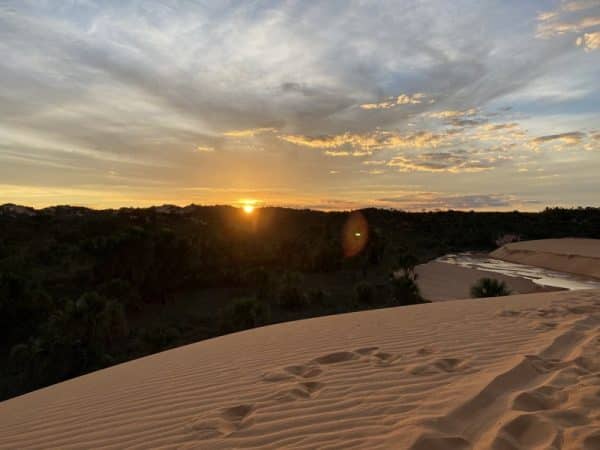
1,289,600,449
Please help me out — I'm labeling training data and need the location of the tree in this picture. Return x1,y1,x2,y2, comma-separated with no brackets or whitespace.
278,272,308,310
219,297,270,333
391,274,422,305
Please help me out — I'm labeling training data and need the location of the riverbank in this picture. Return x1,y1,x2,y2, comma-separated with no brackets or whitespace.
491,238,600,279
415,261,560,301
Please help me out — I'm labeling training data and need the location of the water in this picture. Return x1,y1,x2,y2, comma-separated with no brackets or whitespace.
437,253,600,291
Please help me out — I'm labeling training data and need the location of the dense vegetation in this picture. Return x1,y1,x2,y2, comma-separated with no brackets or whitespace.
1,204,599,400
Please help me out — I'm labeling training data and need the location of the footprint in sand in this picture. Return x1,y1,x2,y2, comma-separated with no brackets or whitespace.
265,347,400,403
417,346,436,356
534,321,559,332
410,357,470,376
354,346,380,356
409,434,470,450
273,381,325,402
312,351,359,365
263,362,325,403
512,385,568,411
354,347,401,366
498,309,522,318
550,365,588,387
284,364,323,378
583,431,600,450
491,414,558,450
262,363,322,382
189,404,255,438
546,409,590,427
372,351,395,361
261,371,295,382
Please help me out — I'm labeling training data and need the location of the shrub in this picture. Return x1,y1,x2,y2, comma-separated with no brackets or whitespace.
219,297,270,333
278,272,309,310
98,279,140,310
391,274,422,305
307,288,327,306
470,278,511,298
8,343,31,374
355,281,374,305
141,326,181,351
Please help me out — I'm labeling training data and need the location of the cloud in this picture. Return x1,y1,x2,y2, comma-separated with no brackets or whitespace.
537,16,600,38
530,131,587,148
377,193,532,210
362,160,387,165
387,150,506,173
563,0,600,13
360,93,430,110
423,109,478,119
324,150,351,156
538,11,559,22
480,123,520,131
576,31,600,50
535,0,600,45
280,130,444,151
223,128,277,137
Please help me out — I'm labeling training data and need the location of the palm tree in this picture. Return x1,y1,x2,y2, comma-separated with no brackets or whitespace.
470,278,511,298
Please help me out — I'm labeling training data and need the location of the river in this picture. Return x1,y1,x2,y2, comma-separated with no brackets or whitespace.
436,253,600,291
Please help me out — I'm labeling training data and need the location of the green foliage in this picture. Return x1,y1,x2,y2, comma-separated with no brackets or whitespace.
470,278,511,298
219,297,270,333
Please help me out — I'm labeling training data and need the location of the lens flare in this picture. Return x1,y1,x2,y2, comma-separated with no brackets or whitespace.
342,211,369,257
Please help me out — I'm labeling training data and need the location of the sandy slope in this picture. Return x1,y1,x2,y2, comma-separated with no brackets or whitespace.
1,290,600,449
491,238,600,279
415,261,559,301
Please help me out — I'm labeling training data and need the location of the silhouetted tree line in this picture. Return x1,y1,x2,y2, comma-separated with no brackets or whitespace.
0,204,598,399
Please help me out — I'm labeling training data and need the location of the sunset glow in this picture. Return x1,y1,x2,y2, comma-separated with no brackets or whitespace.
0,1,598,210
243,204,255,214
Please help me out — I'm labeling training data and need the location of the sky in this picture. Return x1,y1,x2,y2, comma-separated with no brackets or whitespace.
0,0,599,211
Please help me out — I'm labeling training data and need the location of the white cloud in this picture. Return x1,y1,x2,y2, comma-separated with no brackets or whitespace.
360,92,430,110
576,31,600,50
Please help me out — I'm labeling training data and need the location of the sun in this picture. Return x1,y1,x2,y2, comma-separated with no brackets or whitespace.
242,204,255,214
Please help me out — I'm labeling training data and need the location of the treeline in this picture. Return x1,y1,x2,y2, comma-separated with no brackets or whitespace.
0,204,598,399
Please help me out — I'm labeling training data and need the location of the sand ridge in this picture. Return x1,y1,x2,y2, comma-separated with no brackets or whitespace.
491,238,600,279
1,289,599,449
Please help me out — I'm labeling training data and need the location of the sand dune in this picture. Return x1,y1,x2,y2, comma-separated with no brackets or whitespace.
1,289,599,449
491,238,600,279
415,261,559,301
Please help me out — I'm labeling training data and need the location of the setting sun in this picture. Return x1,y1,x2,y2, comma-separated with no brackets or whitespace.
243,204,255,214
